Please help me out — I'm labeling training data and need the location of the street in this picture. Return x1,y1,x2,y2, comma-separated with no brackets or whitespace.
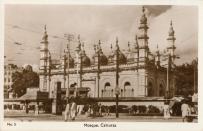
4,111,197,122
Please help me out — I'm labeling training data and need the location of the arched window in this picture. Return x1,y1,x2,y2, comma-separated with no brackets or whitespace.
124,82,131,91
124,82,131,97
159,84,165,96
148,82,153,97
124,82,131,87
104,82,111,90
70,83,77,88
103,82,111,97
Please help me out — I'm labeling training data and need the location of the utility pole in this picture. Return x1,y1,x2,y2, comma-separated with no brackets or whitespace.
63,50,67,89
97,40,101,98
192,59,197,94
166,54,171,98
80,43,83,89
48,51,51,96
115,37,120,118
64,34,74,99
75,35,82,97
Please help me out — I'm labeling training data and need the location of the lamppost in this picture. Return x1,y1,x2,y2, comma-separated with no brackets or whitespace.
162,50,179,99
94,40,101,98
115,37,120,118
192,59,198,94
75,35,82,97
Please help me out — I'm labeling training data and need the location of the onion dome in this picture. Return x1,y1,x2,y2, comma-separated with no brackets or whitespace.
100,52,108,65
126,42,134,62
81,50,91,67
140,6,147,24
92,51,108,65
25,65,33,72
92,41,108,65
109,38,127,64
113,50,127,64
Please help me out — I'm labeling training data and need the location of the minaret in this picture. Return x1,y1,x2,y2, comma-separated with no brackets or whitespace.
138,6,149,66
39,25,49,91
40,25,49,71
167,20,176,63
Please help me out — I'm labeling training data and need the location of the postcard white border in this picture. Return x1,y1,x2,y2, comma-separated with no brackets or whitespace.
0,0,203,131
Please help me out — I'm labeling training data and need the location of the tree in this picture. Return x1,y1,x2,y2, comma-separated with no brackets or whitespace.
174,59,198,97
12,65,39,97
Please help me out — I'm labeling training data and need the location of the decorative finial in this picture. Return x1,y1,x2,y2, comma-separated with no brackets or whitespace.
116,37,118,44
142,6,145,13
110,44,113,50
93,44,96,52
157,44,159,49
99,40,101,46
170,20,173,26
128,42,130,48
115,37,119,50
44,25,47,32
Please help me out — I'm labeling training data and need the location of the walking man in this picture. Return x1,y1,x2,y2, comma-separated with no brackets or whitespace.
164,101,170,119
64,99,70,121
70,98,77,121
181,101,190,122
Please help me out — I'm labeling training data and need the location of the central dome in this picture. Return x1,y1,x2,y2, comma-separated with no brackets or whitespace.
81,50,91,67
92,51,108,65
112,50,127,64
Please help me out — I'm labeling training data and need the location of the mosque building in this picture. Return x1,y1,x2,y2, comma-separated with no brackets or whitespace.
38,7,178,111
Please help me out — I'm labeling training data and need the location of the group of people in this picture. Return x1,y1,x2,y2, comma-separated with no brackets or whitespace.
164,100,196,122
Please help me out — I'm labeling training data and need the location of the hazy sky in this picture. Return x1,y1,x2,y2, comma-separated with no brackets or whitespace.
4,5,198,69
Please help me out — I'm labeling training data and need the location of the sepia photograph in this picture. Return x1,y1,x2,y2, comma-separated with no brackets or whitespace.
1,1,202,130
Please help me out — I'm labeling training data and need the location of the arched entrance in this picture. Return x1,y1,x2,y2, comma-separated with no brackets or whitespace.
147,82,153,97
102,82,112,97
159,84,165,96
123,82,133,97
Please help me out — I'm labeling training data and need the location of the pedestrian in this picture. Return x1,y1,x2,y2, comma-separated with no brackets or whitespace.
35,103,39,115
107,106,110,116
64,99,71,122
70,98,77,121
163,101,170,119
98,103,102,117
181,101,190,122
25,103,29,114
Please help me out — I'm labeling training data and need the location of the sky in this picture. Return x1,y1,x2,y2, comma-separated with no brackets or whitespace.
4,5,198,70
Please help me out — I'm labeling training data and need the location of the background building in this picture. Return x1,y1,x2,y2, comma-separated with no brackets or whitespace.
4,64,23,98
